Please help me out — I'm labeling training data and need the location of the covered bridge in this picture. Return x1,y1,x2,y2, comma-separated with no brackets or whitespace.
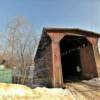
34,28,100,88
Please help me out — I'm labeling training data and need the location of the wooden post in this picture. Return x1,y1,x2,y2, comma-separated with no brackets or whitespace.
47,32,65,87
52,42,63,87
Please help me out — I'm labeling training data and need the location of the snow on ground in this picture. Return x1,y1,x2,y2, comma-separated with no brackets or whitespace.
0,83,73,100
0,78,100,100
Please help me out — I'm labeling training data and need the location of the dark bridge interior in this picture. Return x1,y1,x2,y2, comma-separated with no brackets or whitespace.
60,36,89,82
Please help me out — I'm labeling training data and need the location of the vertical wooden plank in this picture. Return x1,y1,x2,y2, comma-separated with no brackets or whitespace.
87,37,100,76
80,46,98,78
47,32,65,87
52,42,63,87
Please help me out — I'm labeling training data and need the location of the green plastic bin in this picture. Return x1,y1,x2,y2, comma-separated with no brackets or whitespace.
0,68,12,83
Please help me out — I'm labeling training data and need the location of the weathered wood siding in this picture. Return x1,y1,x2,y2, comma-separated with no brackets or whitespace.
34,33,52,87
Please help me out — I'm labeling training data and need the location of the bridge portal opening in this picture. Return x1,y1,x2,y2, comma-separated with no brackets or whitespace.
60,36,89,82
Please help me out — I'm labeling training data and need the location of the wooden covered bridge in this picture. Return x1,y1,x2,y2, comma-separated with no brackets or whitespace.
34,28,100,88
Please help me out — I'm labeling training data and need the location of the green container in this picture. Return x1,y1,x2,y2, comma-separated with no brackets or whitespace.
0,68,12,83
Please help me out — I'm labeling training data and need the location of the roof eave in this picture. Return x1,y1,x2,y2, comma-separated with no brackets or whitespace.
43,27,100,37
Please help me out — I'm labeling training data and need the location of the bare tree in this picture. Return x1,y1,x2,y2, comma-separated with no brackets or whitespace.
6,16,37,68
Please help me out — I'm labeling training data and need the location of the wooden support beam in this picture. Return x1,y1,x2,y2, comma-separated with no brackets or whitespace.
47,32,64,87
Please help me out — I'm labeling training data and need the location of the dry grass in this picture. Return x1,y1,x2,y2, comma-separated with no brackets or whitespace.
65,82,100,100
